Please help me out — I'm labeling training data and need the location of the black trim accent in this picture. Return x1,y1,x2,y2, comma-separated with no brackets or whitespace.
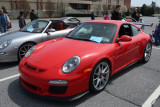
49,86,67,94
19,78,88,101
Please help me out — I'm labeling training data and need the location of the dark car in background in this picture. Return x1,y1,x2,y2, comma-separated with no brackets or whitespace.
59,17,81,28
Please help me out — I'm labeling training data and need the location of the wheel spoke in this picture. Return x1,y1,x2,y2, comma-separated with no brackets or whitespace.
95,79,101,88
102,66,108,74
93,77,99,81
101,77,106,85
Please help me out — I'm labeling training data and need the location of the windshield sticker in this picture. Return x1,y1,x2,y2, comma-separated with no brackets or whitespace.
90,36,103,43
27,28,34,32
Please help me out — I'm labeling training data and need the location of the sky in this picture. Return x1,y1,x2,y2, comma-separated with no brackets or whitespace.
131,0,160,7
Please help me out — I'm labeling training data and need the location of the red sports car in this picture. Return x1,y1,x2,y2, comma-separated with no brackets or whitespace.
19,20,152,100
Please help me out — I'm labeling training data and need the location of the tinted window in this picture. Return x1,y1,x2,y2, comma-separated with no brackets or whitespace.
67,23,117,43
119,24,132,37
70,18,80,22
131,25,140,36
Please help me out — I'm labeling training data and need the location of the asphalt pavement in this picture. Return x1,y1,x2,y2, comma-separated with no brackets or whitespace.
0,17,160,107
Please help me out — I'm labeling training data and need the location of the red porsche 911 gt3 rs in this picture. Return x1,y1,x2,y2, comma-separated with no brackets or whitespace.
19,20,152,100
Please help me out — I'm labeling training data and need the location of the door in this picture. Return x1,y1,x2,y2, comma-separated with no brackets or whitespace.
42,23,73,41
113,24,140,71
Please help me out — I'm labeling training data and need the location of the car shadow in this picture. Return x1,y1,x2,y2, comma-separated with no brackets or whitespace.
108,62,144,84
8,79,99,107
8,62,144,106
0,62,18,70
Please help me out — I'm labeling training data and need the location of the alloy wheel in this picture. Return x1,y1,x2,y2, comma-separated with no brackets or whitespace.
144,43,152,62
18,43,34,60
93,62,110,91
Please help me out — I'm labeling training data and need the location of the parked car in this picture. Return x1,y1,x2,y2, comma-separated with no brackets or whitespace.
7,15,12,29
59,17,81,28
19,20,152,100
0,19,74,62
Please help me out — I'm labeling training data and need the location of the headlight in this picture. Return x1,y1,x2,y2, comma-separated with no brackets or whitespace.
25,46,36,58
0,40,12,50
62,56,81,73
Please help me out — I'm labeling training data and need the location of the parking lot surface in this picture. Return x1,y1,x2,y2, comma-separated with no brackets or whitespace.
0,17,160,107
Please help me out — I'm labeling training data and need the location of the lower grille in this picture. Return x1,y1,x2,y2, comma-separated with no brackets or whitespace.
49,86,67,94
22,79,37,91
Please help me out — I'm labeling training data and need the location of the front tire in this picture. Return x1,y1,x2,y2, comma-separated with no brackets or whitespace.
18,43,35,61
142,42,152,63
89,60,110,93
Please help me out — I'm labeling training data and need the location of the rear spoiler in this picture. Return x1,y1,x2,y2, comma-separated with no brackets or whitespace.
131,22,154,30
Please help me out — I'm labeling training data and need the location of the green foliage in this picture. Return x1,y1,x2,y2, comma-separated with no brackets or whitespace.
1,6,7,14
140,1,156,16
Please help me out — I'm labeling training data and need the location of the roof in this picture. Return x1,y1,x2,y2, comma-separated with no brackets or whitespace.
85,20,130,26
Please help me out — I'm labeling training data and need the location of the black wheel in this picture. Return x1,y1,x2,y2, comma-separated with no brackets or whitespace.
142,42,152,63
18,43,35,61
89,59,110,93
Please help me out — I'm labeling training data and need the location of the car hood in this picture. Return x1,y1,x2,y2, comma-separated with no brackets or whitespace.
27,38,102,69
0,31,38,44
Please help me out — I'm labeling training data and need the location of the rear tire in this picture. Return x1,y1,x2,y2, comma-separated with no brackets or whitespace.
18,43,35,61
89,59,110,93
142,42,152,63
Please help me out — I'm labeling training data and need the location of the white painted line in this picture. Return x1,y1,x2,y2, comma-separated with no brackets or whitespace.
152,47,160,49
0,74,20,82
142,85,160,107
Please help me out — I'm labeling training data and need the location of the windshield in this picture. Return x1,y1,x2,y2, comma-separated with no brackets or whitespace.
67,23,117,43
20,20,49,33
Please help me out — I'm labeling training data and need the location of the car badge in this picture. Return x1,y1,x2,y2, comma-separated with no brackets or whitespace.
36,60,40,63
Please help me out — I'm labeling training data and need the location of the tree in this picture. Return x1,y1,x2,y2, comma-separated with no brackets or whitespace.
151,1,156,15
140,4,147,16
1,6,7,14
45,0,56,17
121,5,127,15
18,0,31,17
92,1,102,16
57,0,70,16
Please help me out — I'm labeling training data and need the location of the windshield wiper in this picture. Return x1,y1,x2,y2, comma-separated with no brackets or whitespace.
66,37,99,43
65,36,77,40
75,38,99,43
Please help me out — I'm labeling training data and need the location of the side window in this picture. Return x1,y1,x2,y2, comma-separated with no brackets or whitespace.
70,18,80,23
131,25,140,36
119,24,132,37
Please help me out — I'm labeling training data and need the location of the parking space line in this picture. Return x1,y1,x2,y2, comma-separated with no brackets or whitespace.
0,74,20,82
152,47,160,49
142,85,160,107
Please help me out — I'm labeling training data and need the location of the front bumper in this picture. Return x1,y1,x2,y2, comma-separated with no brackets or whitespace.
19,61,90,99
19,78,88,101
0,52,17,62
0,46,18,62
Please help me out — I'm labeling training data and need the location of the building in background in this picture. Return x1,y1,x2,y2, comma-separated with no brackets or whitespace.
0,0,131,18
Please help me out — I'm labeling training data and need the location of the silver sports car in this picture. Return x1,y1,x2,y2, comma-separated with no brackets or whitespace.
0,19,74,62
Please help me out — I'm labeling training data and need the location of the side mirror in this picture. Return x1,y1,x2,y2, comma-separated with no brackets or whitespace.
47,29,56,33
118,35,132,42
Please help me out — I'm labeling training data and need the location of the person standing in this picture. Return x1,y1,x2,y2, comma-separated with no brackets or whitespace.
30,9,39,21
111,5,122,20
104,12,110,20
132,8,140,22
18,11,26,29
91,12,95,20
0,9,7,33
